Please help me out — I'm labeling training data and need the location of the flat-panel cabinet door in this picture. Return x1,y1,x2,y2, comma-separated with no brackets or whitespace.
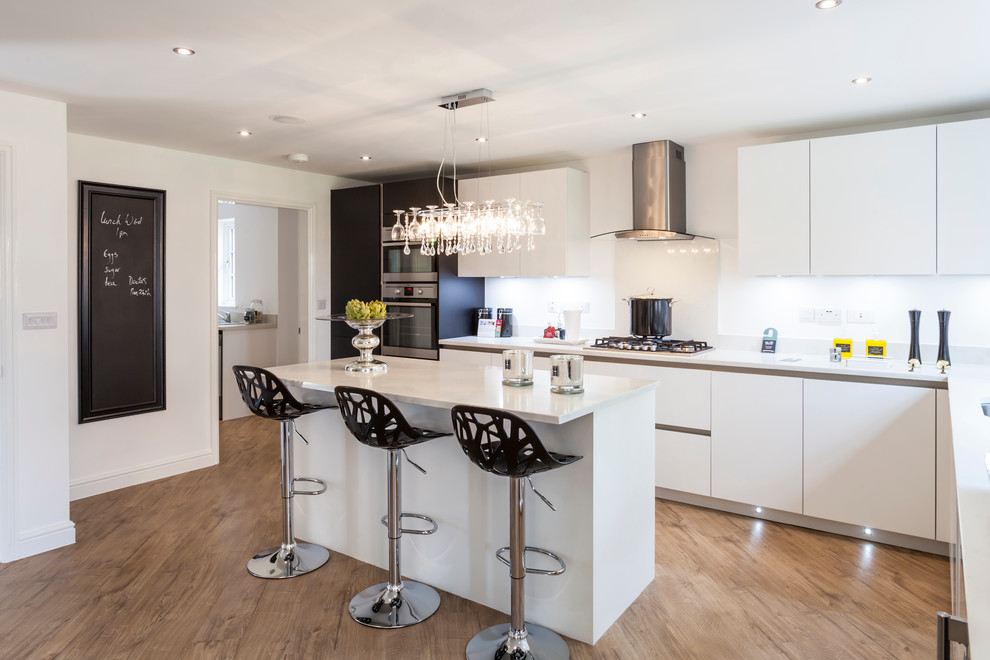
478,173,522,276
810,125,936,275
711,372,803,513
656,429,710,495
804,380,935,539
582,360,710,430
937,117,990,274
519,168,590,277
455,179,488,278
936,389,955,543
738,140,810,276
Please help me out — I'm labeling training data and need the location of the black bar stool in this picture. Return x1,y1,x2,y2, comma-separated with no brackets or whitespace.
450,405,582,660
334,385,449,628
232,365,334,579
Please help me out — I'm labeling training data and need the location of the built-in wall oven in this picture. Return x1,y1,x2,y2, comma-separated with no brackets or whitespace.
382,230,437,283
381,283,438,359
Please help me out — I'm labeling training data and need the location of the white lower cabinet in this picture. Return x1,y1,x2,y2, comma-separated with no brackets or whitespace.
804,380,935,539
655,429,710,495
439,348,496,366
710,372,804,513
583,360,710,430
936,389,955,543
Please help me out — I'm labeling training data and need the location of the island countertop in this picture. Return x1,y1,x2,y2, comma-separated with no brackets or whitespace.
271,356,658,425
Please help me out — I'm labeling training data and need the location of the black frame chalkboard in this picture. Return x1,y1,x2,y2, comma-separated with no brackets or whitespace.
78,181,166,423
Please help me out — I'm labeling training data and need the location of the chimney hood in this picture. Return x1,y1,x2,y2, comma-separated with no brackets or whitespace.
595,140,702,241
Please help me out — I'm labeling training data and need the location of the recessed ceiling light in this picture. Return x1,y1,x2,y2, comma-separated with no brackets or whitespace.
852,77,873,85
815,0,841,8
475,136,488,143
237,130,252,137
360,155,372,161
269,115,306,125
632,112,647,119
172,47,195,56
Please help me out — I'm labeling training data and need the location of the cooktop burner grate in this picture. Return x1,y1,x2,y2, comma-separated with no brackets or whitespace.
588,336,714,354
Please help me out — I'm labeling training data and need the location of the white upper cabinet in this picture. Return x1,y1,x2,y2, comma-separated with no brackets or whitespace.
937,117,990,274
738,140,810,276
457,168,589,278
810,125,936,275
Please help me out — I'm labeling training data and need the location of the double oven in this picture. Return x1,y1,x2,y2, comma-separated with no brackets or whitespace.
381,230,439,359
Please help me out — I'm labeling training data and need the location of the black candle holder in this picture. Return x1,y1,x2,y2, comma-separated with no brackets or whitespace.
937,310,951,373
908,309,922,372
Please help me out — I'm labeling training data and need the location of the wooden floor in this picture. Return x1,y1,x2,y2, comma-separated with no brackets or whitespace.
0,417,949,659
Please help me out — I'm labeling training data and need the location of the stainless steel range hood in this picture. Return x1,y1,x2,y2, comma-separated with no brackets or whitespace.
595,140,700,241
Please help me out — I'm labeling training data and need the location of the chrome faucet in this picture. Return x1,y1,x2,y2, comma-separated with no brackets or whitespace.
218,311,231,323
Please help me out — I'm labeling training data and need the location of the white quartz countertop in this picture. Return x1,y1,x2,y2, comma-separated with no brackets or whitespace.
947,366,990,653
440,336,948,386
270,356,658,425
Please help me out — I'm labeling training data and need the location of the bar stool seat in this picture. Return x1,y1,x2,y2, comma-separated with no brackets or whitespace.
232,365,335,579
451,404,582,660
334,385,450,629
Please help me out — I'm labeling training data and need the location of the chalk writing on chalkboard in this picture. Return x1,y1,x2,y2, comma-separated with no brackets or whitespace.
79,181,166,423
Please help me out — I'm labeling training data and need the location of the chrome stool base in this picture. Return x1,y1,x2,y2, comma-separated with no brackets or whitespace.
247,542,330,579
349,580,441,628
466,623,569,660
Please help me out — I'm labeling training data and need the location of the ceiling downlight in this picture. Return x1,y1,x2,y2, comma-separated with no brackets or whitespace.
172,47,195,56
815,0,841,9
852,77,873,85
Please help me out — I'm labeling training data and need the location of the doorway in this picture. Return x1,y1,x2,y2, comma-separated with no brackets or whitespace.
210,193,315,435
0,145,12,561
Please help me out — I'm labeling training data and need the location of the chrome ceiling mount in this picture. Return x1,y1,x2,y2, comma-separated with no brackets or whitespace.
439,88,494,110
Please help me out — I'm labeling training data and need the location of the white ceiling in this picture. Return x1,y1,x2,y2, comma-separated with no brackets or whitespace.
2,0,988,181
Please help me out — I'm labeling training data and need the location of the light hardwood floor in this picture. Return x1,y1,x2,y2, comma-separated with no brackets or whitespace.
0,416,949,658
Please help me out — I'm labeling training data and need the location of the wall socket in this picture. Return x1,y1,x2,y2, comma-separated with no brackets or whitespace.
799,308,815,323
847,309,875,324
22,312,57,330
816,309,841,323
547,301,590,313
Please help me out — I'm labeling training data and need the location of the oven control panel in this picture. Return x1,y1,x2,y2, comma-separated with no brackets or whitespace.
382,284,437,300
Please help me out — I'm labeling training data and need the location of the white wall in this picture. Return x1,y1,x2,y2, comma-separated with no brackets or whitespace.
0,90,74,560
219,203,279,314
67,134,360,500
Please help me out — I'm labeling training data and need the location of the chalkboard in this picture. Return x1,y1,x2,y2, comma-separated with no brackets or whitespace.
78,181,165,423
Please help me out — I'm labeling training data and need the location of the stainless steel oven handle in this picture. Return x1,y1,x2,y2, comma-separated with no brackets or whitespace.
386,302,434,307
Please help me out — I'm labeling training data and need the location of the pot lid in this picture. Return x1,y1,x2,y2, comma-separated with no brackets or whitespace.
625,287,673,300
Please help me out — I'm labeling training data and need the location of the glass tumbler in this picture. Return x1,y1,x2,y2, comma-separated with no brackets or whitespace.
502,350,534,386
550,354,584,394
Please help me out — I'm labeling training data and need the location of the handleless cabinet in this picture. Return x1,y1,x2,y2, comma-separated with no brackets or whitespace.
810,125,936,275
937,117,990,274
456,174,521,277
936,389,955,543
330,184,381,358
738,140,811,276
710,372,804,513
803,379,935,539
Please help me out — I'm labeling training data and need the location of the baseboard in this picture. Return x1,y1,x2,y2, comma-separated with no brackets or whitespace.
70,450,218,501
655,487,951,557
11,520,76,561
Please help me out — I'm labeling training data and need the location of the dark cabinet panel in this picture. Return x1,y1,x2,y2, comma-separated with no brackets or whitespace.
330,185,381,356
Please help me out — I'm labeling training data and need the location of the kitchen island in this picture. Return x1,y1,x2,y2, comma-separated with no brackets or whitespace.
270,357,658,645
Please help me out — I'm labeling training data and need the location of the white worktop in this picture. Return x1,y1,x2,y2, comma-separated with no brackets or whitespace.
947,366,990,654
440,336,949,385
272,356,658,425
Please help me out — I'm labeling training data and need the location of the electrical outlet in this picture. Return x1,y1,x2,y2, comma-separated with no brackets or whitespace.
580,302,590,313
799,308,815,323
547,301,558,313
816,309,841,323
847,309,875,324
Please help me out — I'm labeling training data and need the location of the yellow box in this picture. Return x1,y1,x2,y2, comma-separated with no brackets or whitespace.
865,339,887,358
833,338,853,359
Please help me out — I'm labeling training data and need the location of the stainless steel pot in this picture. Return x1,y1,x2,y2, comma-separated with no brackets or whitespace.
623,288,675,337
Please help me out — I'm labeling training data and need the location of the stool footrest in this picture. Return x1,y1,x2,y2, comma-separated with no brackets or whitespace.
291,477,327,496
379,512,438,535
495,545,566,576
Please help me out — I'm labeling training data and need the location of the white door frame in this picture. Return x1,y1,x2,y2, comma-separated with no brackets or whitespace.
0,144,16,561
209,191,316,457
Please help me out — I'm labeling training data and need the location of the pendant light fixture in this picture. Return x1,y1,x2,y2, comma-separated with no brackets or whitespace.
389,89,545,257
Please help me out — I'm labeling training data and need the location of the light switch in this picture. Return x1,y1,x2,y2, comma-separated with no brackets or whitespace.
22,312,57,330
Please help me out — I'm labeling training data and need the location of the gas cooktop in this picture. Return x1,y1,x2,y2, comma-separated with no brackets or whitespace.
587,336,714,356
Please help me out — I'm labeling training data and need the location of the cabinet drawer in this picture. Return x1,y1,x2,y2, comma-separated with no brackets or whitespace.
655,429,710,496
584,360,710,430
